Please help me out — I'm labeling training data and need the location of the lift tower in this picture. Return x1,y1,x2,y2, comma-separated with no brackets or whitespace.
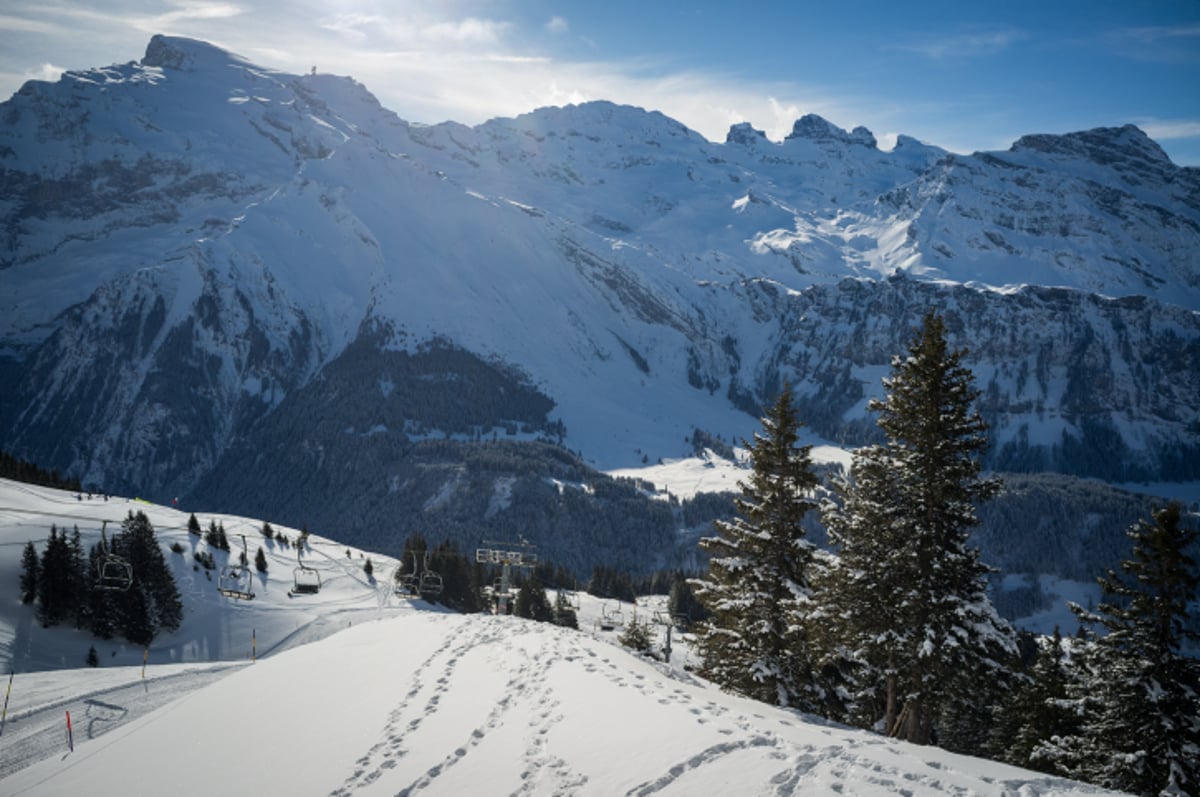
476,539,537,615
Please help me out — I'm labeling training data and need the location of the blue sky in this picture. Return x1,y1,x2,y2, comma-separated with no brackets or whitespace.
1,0,1198,164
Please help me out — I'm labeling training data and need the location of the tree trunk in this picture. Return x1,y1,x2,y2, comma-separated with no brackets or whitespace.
893,696,931,745
886,671,897,737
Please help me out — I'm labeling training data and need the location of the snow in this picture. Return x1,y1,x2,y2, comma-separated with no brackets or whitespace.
608,442,851,502
5,39,1198,479
0,478,1113,795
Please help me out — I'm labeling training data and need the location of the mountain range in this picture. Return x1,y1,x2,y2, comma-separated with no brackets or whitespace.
1,35,1197,594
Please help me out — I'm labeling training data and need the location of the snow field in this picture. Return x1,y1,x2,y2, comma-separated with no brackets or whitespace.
4,611,1113,796
0,479,1116,795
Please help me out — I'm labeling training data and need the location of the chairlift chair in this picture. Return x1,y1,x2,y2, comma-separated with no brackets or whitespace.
395,552,422,595
292,562,321,595
597,601,625,632
95,553,133,591
93,521,133,591
419,570,443,598
418,551,443,598
217,534,256,600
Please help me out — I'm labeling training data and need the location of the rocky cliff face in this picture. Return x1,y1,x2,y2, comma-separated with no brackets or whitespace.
1,34,1197,518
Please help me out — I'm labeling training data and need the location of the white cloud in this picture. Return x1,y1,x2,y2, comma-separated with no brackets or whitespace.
545,16,568,35
0,13,63,34
894,29,1025,60
1136,118,1200,140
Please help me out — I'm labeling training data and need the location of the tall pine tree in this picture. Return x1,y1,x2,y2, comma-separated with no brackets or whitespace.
19,540,40,604
36,526,74,627
990,628,1079,773
692,383,826,711
1042,501,1200,796
111,511,184,646
822,310,1016,744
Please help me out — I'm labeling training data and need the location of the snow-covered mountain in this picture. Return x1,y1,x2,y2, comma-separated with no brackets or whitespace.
1,36,1197,565
0,479,1113,795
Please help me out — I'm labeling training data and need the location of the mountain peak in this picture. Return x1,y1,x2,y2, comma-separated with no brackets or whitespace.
784,114,877,149
143,34,251,73
725,122,768,147
1009,124,1173,168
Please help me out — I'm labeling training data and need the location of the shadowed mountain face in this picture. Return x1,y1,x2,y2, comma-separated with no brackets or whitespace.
1,36,1197,573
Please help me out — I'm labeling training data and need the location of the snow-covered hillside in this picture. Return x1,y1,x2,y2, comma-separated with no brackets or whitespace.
1,35,1198,581
0,478,410,674
0,481,1113,795
4,37,1195,489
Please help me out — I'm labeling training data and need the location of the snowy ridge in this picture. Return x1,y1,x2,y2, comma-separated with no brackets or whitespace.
0,479,1112,795
1,35,1198,509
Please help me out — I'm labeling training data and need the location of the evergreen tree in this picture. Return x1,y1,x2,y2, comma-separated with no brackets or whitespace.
618,613,656,655
692,383,826,711
363,557,374,578
111,511,184,645
514,575,553,622
552,590,579,629
205,519,221,547
255,546,268,573
68,526,92,630
19,540,39,604
86,545,118,640
1042,502,1200,796
187,513,201,537
86,645,99,667
37,526,74,627
822,311,1016,744
991,629,1079,773
587,565,636,602
667,571,706,628
432,540,483,613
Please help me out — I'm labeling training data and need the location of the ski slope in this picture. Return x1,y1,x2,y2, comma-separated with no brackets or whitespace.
2,611,1116,796
0,478,1117,794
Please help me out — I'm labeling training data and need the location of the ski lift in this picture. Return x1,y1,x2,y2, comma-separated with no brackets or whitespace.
291,549,321,595
395,553,421,595
597,602,625,632
558,589,581,611
392,564,417,596
93,521,133,591
217,534,255,600
418,552,443,598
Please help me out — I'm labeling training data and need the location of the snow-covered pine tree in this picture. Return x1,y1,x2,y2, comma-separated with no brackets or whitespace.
1043,501,1199,796
692,383,826,711
822,310,1016,744
991,628,1079,773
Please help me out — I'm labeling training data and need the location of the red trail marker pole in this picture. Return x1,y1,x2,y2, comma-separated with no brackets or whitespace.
66,710,74,752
